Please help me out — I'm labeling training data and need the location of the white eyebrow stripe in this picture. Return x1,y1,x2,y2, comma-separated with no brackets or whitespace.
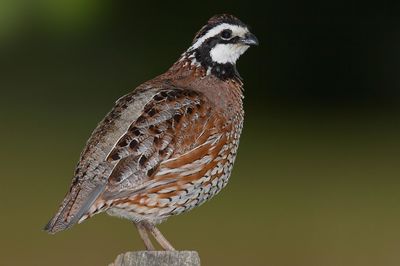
189,23,248,50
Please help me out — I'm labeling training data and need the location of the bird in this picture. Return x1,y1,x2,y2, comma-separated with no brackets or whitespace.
44,14,258,251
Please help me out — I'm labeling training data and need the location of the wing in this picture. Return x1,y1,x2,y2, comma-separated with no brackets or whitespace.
45,85,220,233
100,87,224,201
83,86,232,220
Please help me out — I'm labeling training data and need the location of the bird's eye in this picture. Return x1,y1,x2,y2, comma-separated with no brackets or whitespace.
221,29,232,39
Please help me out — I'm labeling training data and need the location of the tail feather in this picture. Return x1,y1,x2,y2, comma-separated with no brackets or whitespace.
44,182,105,234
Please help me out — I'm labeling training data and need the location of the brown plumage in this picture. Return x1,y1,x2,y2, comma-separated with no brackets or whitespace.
45,14,258,250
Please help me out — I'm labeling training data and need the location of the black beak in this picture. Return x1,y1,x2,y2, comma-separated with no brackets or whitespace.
241,32,259,46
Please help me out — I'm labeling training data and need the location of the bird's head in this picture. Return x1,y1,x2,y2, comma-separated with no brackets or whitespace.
183,14,258,80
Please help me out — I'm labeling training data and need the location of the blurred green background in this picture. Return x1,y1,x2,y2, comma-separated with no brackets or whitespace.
1,1,400,265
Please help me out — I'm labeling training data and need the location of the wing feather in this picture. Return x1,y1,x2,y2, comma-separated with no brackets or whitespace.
101,88,220,199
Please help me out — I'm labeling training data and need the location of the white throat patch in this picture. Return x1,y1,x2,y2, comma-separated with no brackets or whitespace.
210,43,249,64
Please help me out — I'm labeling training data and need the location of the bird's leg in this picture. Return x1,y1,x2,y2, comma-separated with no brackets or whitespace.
143,222,176,251
134,222,155,250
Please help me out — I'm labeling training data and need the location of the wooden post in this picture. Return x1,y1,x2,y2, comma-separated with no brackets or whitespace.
109,251,201,266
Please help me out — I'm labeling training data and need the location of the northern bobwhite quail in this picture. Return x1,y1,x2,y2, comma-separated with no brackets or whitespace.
45,14,258,250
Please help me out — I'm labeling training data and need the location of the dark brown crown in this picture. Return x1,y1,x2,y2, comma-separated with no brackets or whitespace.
193,14,247,43
207,14,246,26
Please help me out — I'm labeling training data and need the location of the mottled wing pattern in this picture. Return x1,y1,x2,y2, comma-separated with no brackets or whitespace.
82,87,228,220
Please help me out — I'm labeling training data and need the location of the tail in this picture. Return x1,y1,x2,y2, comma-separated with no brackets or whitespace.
44,182,105,234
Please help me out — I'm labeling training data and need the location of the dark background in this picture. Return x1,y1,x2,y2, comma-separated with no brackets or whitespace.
1,1,400,265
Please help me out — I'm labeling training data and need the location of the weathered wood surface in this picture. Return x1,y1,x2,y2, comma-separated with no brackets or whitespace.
109,251,200,266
